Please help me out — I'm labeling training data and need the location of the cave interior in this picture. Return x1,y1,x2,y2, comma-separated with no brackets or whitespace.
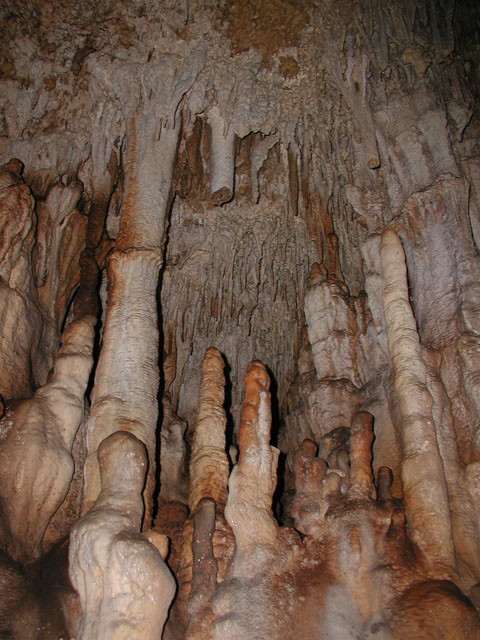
1,0,480,638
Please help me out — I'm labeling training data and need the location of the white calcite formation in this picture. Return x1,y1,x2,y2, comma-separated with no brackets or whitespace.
69,431,175,640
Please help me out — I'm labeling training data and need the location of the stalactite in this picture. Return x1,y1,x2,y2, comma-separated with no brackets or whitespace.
207,106,235,206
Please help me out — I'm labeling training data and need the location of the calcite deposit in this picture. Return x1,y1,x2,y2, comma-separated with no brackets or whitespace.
0,0,480,638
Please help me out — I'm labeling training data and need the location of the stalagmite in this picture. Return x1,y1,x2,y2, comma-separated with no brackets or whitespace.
0,311,96,562
69,431,175,640
380,228,454,572
348,411,376,499
180,347,232,632
207,106,235,205
291,438,327,537
189,346,229,513
185,497,217,639
225,360,279,558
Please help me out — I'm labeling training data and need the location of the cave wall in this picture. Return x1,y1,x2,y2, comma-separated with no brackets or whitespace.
0,0,480,638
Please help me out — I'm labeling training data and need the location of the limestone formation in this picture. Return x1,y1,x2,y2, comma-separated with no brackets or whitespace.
0,312,95,563
207,106,235,205
69,431,175,640
82,118,180,521
189,347,229,513
225,360,279,559
0,159,44,399
0,0,479,638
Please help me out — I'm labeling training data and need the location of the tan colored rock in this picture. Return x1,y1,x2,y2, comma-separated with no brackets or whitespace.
189,346,229,513
69,431,175,640
225,360,279,559
380,228,454,573
348,411,376,500
0,159,44,399
0,313,96,563
82,115,180,521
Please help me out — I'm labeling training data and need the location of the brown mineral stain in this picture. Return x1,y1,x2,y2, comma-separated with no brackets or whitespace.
43,76,56,91
223,0,310,63
279,56,300,78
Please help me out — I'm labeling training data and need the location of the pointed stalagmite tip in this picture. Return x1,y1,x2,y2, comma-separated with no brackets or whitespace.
202,346,224,368
380,227,404,257
244,360,270,390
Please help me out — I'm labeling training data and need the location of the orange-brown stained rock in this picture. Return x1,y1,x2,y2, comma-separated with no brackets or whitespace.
185,497,217,639
0,159,43,399
389,580,480,639
189,347,229,512
179,347,233,632
348,411,376,499
377,466,394,501
291,438,327,537
225,360,278,555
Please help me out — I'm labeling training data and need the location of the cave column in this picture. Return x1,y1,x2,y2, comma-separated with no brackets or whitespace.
81,109,179,521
